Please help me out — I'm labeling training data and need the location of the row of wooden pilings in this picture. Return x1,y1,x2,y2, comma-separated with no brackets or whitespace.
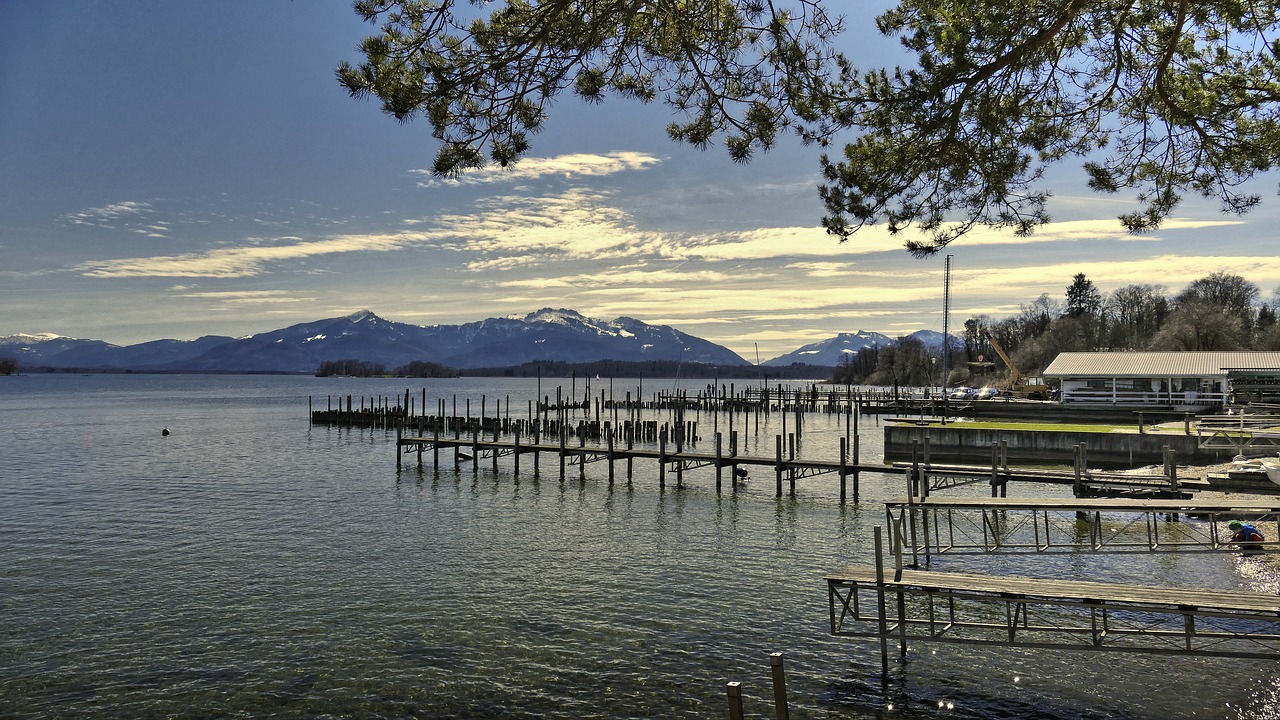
308,379,876,441
397,416,866,501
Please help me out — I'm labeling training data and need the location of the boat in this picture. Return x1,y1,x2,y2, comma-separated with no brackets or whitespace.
1263,457,1280,486
1233,455,1280,486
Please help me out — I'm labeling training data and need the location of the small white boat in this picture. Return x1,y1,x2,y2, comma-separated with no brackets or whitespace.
1262,457,1280,486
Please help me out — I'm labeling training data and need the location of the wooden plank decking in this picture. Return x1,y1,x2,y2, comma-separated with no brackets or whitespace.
826,566,1280,614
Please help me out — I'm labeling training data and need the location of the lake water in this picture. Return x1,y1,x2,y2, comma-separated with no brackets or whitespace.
2,374,1279,719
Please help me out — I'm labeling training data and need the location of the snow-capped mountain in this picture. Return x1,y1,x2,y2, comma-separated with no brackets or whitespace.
763,331,893,366
1,309,749,373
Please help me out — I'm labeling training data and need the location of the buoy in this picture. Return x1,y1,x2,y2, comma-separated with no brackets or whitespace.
162,427,170,436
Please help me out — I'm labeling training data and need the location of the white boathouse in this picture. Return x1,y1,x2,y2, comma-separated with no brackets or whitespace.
1041,352,1280,408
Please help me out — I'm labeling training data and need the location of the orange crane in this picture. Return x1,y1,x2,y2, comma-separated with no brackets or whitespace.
980,329,1051,400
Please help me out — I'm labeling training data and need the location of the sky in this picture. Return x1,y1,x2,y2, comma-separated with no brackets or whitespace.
3,2,1280,363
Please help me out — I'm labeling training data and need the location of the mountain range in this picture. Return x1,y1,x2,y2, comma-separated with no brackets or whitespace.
0,309,945,374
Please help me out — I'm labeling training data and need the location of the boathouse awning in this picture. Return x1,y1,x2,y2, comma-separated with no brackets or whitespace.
1042,352,1280,378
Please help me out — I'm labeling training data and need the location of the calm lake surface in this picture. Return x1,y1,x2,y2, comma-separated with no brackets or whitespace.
2,374,1279,719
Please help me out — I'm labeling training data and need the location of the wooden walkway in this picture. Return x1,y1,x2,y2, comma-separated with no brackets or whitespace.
884,496,1280,561
828,527,1280,670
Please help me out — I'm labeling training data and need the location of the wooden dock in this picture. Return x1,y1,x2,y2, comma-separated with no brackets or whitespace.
396,424,886,500
828,527,1280,671
395,425,1217,503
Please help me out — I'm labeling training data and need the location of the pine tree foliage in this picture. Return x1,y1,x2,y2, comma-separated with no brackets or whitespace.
340,1,1280,255
337,0,848,174
822,1,1280,255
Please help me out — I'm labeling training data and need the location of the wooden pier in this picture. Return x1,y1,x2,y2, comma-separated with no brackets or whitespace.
828,527,1280,672
393,425,1205,503
395,424,884,500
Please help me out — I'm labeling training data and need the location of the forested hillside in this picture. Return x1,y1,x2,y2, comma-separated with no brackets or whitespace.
834,272,1280,388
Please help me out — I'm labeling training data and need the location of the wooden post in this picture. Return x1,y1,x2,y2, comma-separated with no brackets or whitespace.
770,652,790,720
788,432,796,496
1073,443,1083,498
839,436,847,502
513,428,521,475
607,426,615,485
873,525,889,674
715,432,723,492
659,426,667,489
991,442,999,498
726,682,744,720
471,428,479,474
775,434,784,497
909,440,919,500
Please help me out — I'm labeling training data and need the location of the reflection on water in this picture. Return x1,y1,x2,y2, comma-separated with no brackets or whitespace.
0,374,1277,718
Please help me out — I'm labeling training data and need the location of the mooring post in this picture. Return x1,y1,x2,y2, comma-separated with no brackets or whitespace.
770,652,790,720
607,426,615,485
1073,443,1083,498
558,426,566,481
839,437,848,502
775,434,784,497
726,682,744,720
909,441,920,500
715,432,723,492
990,442,999,498
787,432,797,495
471,428,479,475
659,426,667,489
513,428,521,475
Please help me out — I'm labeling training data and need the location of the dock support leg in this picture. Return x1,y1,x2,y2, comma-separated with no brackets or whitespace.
874,526,889,675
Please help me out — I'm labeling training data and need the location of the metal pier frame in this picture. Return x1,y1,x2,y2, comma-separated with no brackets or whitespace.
884,497,1280,562
828,527,1280,673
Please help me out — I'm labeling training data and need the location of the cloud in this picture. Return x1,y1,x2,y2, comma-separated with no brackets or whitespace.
412,151,662,187
76,230,444,278
440,187,675,262
175,290,311,304
63,201,154,227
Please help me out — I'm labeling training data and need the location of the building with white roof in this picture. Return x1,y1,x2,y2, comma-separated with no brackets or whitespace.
1041,352,1280,408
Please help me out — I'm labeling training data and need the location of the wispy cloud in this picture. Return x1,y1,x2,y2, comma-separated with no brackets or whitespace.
412,151,662,187
63,201,154,227
175,290,311,304
76,230,445,278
